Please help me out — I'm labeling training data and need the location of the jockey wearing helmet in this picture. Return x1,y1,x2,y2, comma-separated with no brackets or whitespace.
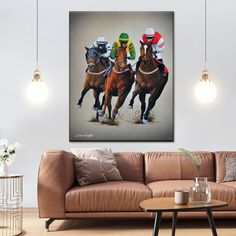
136,27,168,77
110,33,136,75
86,36,112,74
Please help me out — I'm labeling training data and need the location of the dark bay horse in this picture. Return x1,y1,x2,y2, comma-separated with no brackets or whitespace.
77,47,111,111
128,41,168,123
99,46,133,121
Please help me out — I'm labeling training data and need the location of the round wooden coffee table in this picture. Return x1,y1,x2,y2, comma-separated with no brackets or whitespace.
140,197,228,236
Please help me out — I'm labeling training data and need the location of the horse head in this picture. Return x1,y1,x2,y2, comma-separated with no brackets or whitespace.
140,41,152,65
85,47,100,71
115,46,128,72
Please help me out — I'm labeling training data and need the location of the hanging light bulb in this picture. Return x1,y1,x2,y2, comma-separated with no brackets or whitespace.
195,0,217,104
26,69,48,105
26,0,48,105
195,69,217,104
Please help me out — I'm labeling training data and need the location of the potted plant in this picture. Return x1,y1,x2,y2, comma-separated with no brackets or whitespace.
0,139,21,176
177,148,211,203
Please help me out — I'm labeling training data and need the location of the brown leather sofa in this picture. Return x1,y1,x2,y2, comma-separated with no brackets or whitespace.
38,150,236,230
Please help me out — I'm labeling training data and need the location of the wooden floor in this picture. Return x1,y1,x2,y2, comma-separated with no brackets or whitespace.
22,211,236,236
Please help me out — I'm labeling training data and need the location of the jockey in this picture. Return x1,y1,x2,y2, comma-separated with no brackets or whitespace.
86,36,112,74
136,27,168,77
110,33,136,74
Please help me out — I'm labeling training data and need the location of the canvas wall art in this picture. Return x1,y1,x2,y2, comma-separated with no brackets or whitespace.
69,11,174,141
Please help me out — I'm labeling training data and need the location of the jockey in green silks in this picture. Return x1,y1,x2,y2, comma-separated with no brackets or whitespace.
110,33,136,75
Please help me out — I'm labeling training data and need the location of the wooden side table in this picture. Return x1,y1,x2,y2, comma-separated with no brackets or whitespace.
0,175,23,236
140,197,228,236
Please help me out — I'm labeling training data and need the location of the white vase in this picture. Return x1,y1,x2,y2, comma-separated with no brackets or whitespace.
0,161,9,176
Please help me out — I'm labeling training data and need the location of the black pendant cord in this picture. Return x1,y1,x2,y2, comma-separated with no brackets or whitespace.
204,0,207,67
36,0,39,69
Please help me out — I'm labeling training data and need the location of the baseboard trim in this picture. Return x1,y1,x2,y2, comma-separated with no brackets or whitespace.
23,207,38,212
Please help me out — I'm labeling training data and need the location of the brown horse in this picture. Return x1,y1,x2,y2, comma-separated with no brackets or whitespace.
77,47,111,112
99,46,133,121
128,41,168,123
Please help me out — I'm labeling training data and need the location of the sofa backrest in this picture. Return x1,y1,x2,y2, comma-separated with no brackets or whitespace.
215,151,236,183
113,152,144,183
144,152,215,184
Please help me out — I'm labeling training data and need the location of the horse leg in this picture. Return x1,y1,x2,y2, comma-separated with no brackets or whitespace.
99,92,111,117
112,90,128,121
139,92,146,121
143,89,160,123
142,76,168,123
154,76,168,100
128,90,139,109
108,103,112,119
99,94,105,110
128,83,142,109
93,89,100,111
77,83,90,108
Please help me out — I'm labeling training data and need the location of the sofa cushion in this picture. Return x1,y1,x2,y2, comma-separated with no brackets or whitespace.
147,180,236,210
65,181,152,212
71,148,122,186
215,152,236,183
221,181,236,189
144,152,215,184
223,157,236,182
113,152,144,183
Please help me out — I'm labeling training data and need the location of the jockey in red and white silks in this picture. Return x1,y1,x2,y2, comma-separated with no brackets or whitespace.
142,27,165,61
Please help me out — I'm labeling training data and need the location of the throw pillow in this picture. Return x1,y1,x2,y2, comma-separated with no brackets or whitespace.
71,148,123,186
223,157,236,182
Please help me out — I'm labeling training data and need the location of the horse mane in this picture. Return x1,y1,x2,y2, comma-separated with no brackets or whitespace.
117,46,126,52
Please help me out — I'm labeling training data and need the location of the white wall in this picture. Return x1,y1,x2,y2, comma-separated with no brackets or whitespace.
0,0,236,207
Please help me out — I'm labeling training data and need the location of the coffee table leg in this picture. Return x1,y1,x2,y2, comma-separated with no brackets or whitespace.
206,208,217,236
172,211,178,236
153,211,162,236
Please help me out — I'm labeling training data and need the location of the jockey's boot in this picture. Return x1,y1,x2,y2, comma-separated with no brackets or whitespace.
103,60,111,78
156,59,168,78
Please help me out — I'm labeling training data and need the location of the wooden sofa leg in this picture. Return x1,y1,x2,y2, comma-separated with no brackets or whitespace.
45,218,55,232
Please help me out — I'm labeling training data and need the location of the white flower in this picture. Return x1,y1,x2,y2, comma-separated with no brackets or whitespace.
0,139,21,162
0,139,8,146
0,149,5,157
8,145,15,152
14,142,21,149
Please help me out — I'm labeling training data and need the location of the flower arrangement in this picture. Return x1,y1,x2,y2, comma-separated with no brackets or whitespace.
0,139,21,165
177,148,202,176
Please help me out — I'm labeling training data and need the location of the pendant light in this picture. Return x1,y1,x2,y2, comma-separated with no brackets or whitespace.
194,0,217,104
26,0,48,105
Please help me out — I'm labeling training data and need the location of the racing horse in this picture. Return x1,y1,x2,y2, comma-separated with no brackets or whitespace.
77,47,111,112
99,46,134,121
128,41,168,123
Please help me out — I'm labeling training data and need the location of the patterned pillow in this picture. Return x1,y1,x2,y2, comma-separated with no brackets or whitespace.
223,157,236,182
71,148,123,186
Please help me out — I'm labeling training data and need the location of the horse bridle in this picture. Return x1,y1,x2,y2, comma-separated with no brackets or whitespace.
87,50,106,75
138,44,159,74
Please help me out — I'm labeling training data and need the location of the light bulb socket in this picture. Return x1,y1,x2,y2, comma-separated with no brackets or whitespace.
201,69,210,82
33,69,41,82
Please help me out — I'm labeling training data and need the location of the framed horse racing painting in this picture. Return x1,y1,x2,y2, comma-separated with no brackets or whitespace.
69,11,174,142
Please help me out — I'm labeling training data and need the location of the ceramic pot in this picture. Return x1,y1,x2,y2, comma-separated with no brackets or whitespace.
0,161,9,176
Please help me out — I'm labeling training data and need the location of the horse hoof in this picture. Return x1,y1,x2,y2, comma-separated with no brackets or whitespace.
127,105,133,109
98,111,104,117
143,118,149,124
93,107,98,111
78,104,82,108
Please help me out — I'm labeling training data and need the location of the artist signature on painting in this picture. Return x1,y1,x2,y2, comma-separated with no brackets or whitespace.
74,133,94,139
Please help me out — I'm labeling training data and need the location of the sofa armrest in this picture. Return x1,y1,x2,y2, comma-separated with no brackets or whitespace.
38,150,75,218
